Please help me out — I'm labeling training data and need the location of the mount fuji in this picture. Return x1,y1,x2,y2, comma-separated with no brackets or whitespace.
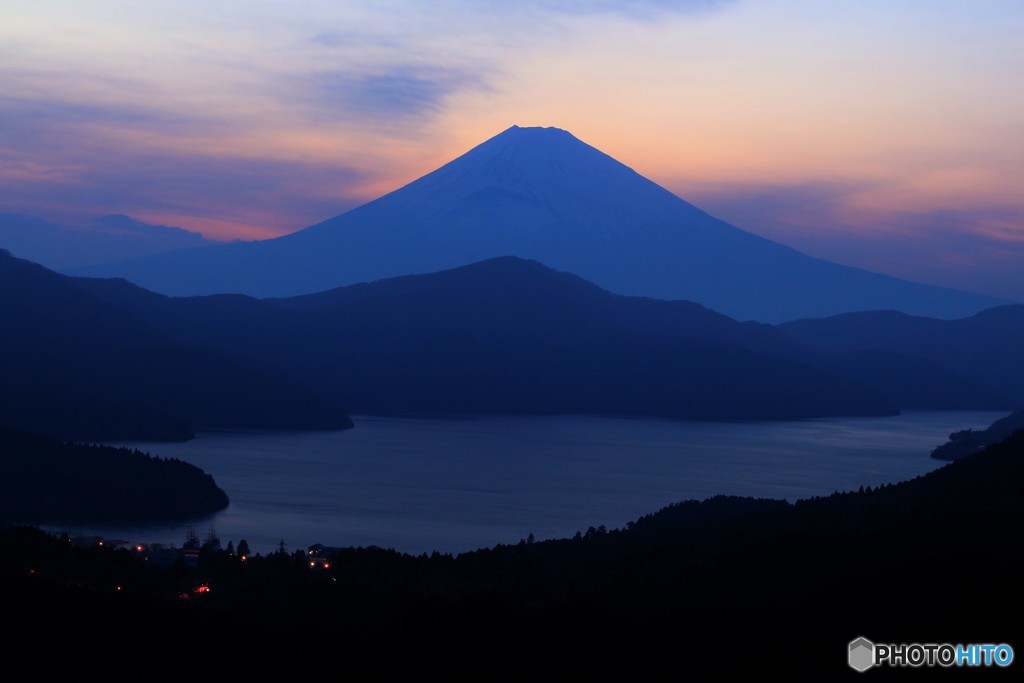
74,125,1006,322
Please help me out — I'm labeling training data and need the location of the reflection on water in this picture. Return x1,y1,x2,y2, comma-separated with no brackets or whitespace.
51,411,1003,556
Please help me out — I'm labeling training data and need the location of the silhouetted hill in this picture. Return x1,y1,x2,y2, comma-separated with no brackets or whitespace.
74,256,898,421
0,429,229,523
73,125,1007,322
779,305,1024,404
930,407,1024,460
4,429,1022,676
0,249,352,440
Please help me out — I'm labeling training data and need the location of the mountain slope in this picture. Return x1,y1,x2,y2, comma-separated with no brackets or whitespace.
0,250,352,440
74,256,903,421
73,126,1007,323
73,257,1012,416
779,306,1024,405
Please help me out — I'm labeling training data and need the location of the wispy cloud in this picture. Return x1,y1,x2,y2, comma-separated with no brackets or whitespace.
0,123,369,239
0,96,204,147
535,0,737,19
309,66,489,123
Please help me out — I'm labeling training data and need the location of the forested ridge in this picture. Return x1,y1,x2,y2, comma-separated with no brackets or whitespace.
0,429,228,523
4,429,1022,676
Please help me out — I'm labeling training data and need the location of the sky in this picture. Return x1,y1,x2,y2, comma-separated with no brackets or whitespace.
1,0,1022,300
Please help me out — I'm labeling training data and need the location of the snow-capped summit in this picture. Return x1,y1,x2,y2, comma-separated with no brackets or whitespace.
74,125,1006,322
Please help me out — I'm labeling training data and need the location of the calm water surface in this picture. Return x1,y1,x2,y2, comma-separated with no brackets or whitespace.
53,411,1002,555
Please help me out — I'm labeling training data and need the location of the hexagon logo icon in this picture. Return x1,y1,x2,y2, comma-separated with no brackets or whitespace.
849,637,875,672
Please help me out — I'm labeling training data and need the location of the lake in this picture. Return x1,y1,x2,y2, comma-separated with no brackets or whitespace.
50,411,1002,556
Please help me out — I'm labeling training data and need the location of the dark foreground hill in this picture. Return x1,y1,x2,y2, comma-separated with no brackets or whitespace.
4,429,1022,676
0,249,352,440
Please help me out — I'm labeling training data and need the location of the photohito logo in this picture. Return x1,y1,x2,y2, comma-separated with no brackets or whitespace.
849,637,1014,671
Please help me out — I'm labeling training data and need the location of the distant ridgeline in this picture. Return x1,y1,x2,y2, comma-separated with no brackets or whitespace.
3,247,1023,442
931,408,1024,460
0,429,229,523
73,256,1024,419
